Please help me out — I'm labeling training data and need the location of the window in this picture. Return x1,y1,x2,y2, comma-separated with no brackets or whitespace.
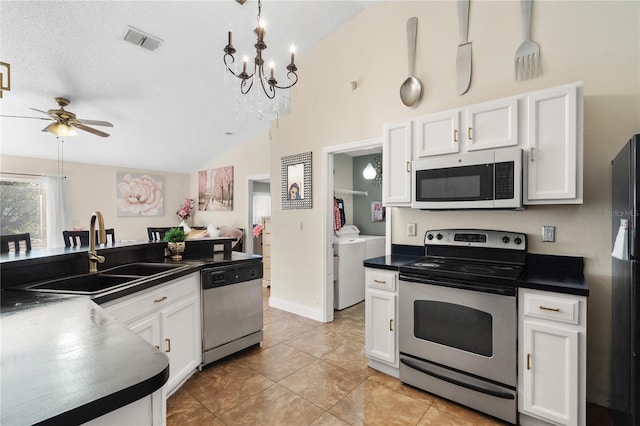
1,178,47,249
253,193,271,224
0,175,67,249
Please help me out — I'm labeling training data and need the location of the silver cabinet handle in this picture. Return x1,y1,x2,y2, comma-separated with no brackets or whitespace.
165,338,171,353
406,162,411,173
530,147,535,162
389,319,394,331
374,279,386,284
467,127,472,140
454,129,458,142
539,305,560,312
154,296,167,303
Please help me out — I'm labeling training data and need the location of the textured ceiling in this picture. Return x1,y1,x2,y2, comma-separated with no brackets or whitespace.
0,0,378,173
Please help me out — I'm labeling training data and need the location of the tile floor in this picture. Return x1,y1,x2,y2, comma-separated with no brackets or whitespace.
167,288,610,426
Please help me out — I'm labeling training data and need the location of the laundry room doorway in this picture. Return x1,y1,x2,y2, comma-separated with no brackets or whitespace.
322,137,391,322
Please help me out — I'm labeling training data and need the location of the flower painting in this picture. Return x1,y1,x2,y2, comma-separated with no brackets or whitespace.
116,173,164,217
198,166,234,211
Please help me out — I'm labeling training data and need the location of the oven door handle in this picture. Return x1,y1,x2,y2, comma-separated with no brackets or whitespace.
400,358,515,400
399,273,516,296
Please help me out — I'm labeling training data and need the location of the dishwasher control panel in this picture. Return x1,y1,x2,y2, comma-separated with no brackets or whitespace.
201,262,263,289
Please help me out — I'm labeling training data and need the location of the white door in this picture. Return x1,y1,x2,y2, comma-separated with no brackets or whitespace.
383,120,413,205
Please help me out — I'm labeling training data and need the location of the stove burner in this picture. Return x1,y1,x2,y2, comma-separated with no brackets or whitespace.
413,262,441,268
458,264,498,275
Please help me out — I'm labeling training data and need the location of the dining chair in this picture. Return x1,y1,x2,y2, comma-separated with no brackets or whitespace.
0,233,32,253
147,227,182,242
63,229,115,247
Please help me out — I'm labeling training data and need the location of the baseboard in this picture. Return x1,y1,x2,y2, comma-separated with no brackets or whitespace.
269,296,324,322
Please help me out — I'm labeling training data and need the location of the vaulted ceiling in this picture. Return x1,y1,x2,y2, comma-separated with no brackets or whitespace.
0,1,378,173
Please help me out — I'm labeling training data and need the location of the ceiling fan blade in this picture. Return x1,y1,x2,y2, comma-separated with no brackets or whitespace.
76,123,110,137
30,108,52,116
1,114,53,121
77,118,114,127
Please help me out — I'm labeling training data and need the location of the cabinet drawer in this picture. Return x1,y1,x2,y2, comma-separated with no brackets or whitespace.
366,269,396,292
105,276,198,325
523,292,580,325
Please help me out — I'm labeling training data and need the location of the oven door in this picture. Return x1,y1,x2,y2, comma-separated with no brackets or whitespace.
398,276,516,387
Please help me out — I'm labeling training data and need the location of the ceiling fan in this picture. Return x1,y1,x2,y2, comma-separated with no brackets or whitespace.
1,97,113,137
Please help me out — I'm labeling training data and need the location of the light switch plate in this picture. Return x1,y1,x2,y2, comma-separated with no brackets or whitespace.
407,223,417,236
542,226,555,242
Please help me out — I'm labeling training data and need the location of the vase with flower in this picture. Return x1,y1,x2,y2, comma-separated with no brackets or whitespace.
177,198,195,229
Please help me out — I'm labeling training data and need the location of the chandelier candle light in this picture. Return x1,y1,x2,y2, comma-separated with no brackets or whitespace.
223,0,298,99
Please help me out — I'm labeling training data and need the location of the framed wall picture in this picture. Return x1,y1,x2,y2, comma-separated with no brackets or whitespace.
371,201,385,222
116,172,164,217
281,151,312,210
198,166,234,211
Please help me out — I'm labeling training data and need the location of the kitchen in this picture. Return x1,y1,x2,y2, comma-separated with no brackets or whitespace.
1,0,639,425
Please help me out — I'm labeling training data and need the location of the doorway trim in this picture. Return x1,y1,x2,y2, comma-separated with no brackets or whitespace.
321,136,383,323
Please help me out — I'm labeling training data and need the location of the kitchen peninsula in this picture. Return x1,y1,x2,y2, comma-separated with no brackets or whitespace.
0,238,260,425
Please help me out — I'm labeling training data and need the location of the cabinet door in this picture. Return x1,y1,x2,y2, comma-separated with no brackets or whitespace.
129,313,161,350
383,120,413,206
522,321,579,426
525,84,578,202
160,293,201,393
415,109,460,157
466,97,518,151
365,288,396,365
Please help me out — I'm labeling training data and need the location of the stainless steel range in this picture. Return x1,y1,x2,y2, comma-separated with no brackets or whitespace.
398,229,526,424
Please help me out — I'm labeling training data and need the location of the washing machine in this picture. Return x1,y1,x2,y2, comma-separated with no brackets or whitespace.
333,225,386,310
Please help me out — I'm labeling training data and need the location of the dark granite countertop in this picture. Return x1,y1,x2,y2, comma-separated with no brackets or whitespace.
0,241,262,425
364,254,421,270
517,253,589,297
1,291,169,425
363,252,589,297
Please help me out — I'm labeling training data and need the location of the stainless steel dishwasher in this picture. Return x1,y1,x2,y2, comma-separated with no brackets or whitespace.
200,261,263,368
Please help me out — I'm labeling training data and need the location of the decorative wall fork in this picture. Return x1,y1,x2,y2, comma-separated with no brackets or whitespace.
514,0,541,80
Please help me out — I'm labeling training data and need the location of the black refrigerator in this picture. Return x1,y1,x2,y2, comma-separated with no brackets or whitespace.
612,134,640,425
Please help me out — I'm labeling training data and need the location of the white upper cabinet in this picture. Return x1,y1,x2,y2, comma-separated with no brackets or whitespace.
383,120,413,206
466,97,519,152
415,110,461,157
524,83,582,204
415,97,518,158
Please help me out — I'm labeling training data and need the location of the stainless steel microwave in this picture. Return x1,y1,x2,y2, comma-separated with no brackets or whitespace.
411,148,522,209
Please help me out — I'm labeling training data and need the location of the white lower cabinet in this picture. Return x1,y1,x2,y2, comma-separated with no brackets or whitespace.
83,389,163,426
518,288,586,426
364,268,399,377
103,272,202,396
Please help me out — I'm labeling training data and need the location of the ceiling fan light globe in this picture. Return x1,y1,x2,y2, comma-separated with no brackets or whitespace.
363,162,376,180
46,122,77,137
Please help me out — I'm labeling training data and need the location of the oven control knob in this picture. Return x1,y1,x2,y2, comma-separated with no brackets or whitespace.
502,236,510,244
514,237,523,245
436,233,443,240
427,233,434,240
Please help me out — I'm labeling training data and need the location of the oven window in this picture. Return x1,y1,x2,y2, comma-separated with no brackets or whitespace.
414,300,493,357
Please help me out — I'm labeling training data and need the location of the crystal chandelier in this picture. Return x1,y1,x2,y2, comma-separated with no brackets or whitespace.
223,0,298,99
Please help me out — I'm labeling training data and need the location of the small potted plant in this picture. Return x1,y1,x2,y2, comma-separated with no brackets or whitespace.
164,227,187,260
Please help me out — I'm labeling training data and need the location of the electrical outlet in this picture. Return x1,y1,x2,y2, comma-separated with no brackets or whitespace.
542,226,555,242
407,223,417,236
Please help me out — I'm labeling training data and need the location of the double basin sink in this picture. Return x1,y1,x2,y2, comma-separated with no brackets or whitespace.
19,262,190,295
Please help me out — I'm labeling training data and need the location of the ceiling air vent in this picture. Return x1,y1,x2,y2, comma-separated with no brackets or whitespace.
124,26,163,51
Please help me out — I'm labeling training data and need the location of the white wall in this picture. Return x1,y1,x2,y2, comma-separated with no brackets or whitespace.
0,155,190,243
191,131,271,230
264,0,639,406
